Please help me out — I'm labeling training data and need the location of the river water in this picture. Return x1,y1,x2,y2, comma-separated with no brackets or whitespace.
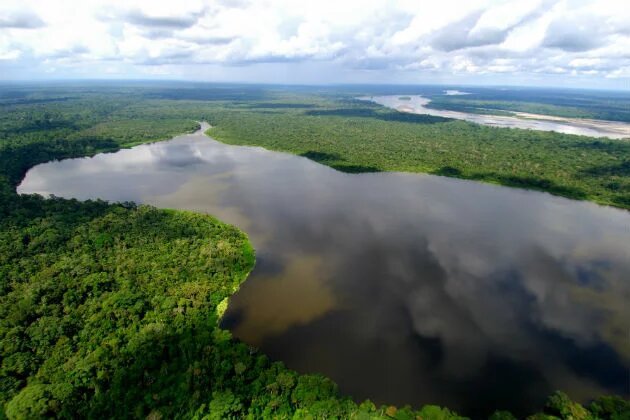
18,123,630,417
363,95,630,139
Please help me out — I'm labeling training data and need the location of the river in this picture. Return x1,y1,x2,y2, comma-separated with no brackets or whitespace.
362,95,630,139
18,123,630,417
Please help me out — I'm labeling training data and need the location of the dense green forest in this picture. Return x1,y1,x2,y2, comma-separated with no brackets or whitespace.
0,83,628,418
203,96,630,209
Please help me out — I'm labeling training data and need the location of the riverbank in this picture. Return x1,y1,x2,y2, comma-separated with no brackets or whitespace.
203,102,630,210
362,95,630,139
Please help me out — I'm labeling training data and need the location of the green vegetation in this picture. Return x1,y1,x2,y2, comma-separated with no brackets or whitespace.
1,83,628,418
203,97,630,209
425,89,630,122
426,97,603,119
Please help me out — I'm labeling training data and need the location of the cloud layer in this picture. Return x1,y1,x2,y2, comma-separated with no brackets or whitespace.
1,0,629,87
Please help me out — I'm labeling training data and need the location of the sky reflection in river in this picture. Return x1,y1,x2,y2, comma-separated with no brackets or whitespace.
18,124,630,417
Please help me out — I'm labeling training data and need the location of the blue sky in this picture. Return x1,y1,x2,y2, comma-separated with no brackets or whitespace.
1,0,629,89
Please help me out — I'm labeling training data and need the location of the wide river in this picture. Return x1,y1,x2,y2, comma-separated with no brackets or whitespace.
363,95,630,139
18,123,630,417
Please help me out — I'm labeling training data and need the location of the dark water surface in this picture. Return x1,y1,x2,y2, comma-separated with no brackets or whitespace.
19,124,630,417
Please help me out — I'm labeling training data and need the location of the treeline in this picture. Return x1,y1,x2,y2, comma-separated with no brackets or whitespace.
203,97,630,209
0,85,628,418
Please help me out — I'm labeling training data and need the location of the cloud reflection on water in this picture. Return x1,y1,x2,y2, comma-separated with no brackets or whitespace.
18,125,630,416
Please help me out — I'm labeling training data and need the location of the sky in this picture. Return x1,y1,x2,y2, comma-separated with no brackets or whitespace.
1,0,630,89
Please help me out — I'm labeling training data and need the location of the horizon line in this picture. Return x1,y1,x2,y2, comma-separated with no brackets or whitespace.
1,78,629,93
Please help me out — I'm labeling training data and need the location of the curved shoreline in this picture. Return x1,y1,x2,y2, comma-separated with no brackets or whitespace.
360,95,630,140
10,122,630,418
204,122,630,212
15,120,256,319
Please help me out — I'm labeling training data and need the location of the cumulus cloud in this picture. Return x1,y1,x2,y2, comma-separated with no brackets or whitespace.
0,0,628,86
0,10,44,29
542,15,607,52
121,9,205,29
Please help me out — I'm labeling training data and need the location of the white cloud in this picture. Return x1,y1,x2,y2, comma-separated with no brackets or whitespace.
0,0,628,87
